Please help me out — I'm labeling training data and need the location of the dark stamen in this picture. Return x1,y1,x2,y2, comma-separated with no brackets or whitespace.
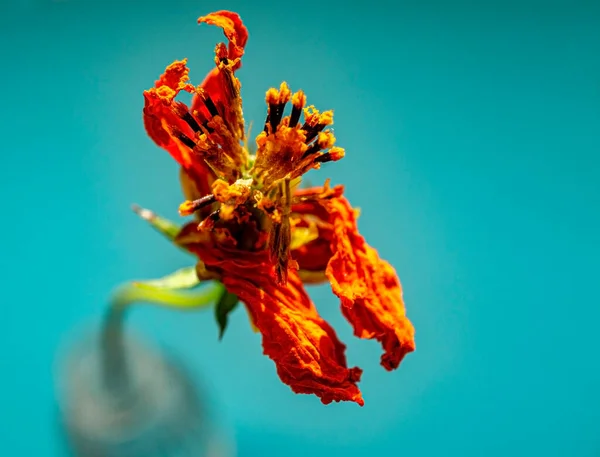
289,105,302,128
193,194,216,209
180,111,201,132
201,120,214,134
269,102,286,133
182,194,216,215
174,130,196,149
268,104,278,131
202,93,220,118
301,141,322,159
314,152,333,163
303,123,326,143
264,113,270,133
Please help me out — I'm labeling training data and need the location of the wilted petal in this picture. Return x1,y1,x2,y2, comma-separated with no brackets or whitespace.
142,60,214,192
292,186,415,371
326,195,415,370
290,187,340,272
192,11,248,128
228,270,364,405
198,11,248,62
290,214,332,272
176,226,364,405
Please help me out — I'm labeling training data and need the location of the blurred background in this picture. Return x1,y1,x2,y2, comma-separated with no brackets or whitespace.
1,0,599,455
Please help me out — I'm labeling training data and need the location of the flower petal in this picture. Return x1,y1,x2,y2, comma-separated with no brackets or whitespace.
176,225,364,405
180,167,214,218
290,217,332,272
227,269,364,406
142,60,214,192
192,12,248,134
198,11,248,62
290,186,341,272
326,195,415,371
292,186,415,371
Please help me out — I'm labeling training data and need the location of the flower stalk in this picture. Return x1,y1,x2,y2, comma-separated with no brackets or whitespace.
100,279,225,396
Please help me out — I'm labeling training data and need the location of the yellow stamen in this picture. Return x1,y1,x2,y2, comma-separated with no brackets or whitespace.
328,146,345,161
179,200,197,216
278,82,292,104
266,82,292,105
178,194,217,216
212,178,253,206
318,110,333,126
292,90,306,109
317,131,336,150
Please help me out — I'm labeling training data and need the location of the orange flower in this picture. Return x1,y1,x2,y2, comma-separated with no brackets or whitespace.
142,10,415,405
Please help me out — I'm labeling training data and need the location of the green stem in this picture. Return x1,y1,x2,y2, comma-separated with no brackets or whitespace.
100,281,224,395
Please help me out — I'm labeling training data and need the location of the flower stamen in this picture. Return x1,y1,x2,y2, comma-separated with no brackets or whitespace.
289,90,306,128
172,102,203,133
179,194,217,216
265,83,292,133
172,129,197,149
198,208,221,231
269,178,295,284
197,88,221,118
302,108,333,143
315,146,346,163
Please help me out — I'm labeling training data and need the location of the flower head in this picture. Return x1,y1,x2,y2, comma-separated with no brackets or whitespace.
141,10,415,405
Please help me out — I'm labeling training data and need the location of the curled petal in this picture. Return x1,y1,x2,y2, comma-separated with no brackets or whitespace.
193,11,248,120
326,196,415,370
192,12,248,137
175,225,364,405
198,11,249,62
292,186,415,371
155,59,192,91
142,88,193,171
143,60,214,192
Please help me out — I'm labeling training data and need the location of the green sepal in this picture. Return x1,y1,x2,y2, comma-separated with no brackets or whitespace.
111,267,225,311
142,266,200,289
215,289,239,340
132,204,182,242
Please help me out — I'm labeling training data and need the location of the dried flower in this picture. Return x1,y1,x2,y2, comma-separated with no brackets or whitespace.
140,11,415,405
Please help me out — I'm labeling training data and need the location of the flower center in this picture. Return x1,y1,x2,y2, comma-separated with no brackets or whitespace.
175,80,345,283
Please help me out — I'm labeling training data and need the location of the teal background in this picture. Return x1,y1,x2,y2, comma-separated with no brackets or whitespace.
1,0,599,455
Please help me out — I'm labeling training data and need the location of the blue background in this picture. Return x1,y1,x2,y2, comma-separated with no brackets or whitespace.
1,0,599,455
